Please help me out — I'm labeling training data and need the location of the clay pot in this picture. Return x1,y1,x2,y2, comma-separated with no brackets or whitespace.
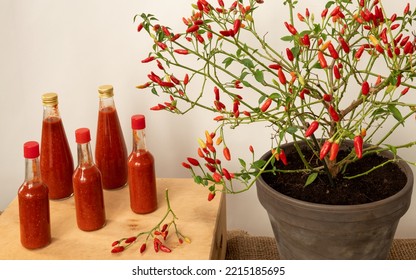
256,140,413,259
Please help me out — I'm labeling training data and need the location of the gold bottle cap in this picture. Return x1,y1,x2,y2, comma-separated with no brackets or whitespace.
98,85,114,98
42,93,58,106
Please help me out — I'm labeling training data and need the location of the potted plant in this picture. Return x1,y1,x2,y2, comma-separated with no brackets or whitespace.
135,0,415,259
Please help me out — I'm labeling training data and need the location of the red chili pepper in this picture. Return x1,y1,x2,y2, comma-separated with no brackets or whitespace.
355,45,365,60
319,140,332,160
279,149,288,166
125,236,137,244
338,36,350,53
321,8,329,18
305,121,319,137
139,243,146,254
111,240,120,247
213,172,222,183
187,157,200,166
284,22,298,35
182,162,191,169
150,104,167,111
111,246,125,254
404,3,410,15
218,0,224,7
330,6,340,17
297,13,305,22
329,142,340,161
208,192,216,201
222,168,231,180
301,34,311,47
153,238,161,253
268,64,281,70
183,74,189,85
286,48,294,61
186,25,199,33
160,245,172,253
137,23,143,32
233,19,242,34
317,51,328,68
327,42,339,59
277,68,287,85
223,147,231,161
323,94,332,102
401,87,410,95
333,64,341,80
359,0,365,7
404,41,413,54
354,135,363,159
328,105,340,122
141,56,155,63
174,49,189,55
261,98,272,112
362,81,370,96
396,74,402,87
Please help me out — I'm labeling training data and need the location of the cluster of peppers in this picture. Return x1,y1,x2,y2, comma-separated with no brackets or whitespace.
110,190,190,255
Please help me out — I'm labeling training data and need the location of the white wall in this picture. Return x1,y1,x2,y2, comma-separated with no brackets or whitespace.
1,0,415,238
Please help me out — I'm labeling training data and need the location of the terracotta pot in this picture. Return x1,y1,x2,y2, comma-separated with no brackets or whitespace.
256,140,413,259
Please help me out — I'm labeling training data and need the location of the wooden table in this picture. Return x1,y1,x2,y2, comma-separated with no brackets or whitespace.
0,178,226,260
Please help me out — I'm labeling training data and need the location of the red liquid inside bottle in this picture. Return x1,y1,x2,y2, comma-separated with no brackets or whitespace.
128,114,157,214
95,85,128,190
18,141,51,249
40,93,74,200
73,128,106,231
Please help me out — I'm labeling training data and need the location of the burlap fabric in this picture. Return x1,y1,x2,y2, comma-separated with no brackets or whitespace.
225,230,416,260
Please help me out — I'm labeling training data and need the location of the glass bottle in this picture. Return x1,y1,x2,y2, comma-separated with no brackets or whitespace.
128,114,157,214
73,128,106,231
95,85,128,190
40,93,74,199
18,141,51,249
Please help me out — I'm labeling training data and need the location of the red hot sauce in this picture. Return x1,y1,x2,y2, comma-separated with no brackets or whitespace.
128,114,157,214
18,141,51,249
40,93,74,200
95,85,128,190
73,128,106,231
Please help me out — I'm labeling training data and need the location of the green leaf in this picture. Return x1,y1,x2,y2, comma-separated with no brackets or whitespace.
223,57,234,68
252,159,267,170
281,35,294,42
239,158,247,168
325,1,335,9
254,69,264,83
241,58,255,69
388,104,404,124
286,126,298,135
151,87,159,96
194,175,203,184
304,172,318,188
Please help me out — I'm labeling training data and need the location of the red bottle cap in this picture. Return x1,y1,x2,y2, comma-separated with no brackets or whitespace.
75,128,91,144
131,114,146,130
24,141,39,159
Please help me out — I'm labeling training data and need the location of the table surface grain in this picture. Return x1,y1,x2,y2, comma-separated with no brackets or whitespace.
0,178,225,260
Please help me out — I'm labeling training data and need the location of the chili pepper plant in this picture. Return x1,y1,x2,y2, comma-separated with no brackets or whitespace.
136,0,416,200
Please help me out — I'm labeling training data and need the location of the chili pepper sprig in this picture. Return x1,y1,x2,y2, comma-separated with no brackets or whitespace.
110,189,190,255
135,0,416,191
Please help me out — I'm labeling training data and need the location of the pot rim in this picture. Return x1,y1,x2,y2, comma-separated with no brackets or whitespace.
257,144,414,213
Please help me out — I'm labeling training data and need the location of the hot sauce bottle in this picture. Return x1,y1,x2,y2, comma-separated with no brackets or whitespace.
40,93,74,200
128,114,157,214
95,85,128,190
18,141,51,249
73,128,106,231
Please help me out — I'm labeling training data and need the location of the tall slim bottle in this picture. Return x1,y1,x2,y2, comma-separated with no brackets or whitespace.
73,128,106,231
40,93,74,199
95,85,128,190
18,141,51,249
128,114,157,214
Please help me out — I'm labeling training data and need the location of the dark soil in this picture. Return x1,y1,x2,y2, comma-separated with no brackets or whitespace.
261,147,407,205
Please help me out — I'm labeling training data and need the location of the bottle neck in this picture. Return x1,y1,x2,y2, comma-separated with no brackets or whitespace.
43,104,61,120
77,142,94,167
99,96,115,111
25,157,41,182
132,129,147,153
